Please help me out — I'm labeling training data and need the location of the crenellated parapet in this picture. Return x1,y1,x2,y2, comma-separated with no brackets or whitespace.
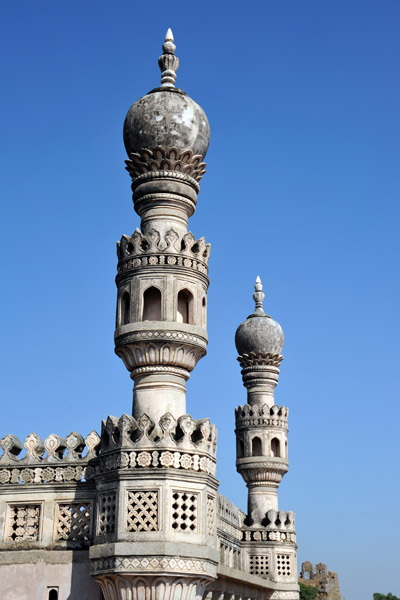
98,412,217,476
235,404,288,430
117,228,210,280
0,430,100,484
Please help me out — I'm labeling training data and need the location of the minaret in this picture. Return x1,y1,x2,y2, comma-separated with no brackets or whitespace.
234,277,288,523
234,278,298,588
115,28,211,422
90,31,218,600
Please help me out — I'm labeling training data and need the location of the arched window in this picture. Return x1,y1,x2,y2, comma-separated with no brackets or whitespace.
271,437,281,457
143,287,162,321
121,291,130,325
48,590,58,600
237,439,244,458
202,296,207,328
251,436,262,457
177,289,193,324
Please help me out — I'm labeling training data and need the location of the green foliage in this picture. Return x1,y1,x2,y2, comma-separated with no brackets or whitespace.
299,583,318,600
373,594,399,600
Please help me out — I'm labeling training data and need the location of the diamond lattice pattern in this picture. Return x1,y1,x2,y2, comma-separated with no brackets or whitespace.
127,490,158,532
56,503,92,541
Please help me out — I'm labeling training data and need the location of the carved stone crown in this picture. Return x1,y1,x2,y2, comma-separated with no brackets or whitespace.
126,147,206,182
101,412,217,459
235,404,288,430
117,228,211,277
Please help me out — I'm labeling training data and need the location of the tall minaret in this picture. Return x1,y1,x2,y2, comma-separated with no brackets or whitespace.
234,277,289,522
90,31,218,600
115,28,211,422
234,278,298,588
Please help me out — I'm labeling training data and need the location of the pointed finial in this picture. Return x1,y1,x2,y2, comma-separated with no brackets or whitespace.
158,28,179,87
253,276,266,315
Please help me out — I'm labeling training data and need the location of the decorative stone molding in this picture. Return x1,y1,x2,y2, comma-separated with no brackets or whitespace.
98,449,216,477
238,467,288,484
131,169,201,192
116,342,205,375
235,404,288,430
92,557,216,578
116,329,208,350
237,353,283,369
126,147,206,182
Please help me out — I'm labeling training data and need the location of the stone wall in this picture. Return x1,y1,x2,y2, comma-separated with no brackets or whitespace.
299,562,341,600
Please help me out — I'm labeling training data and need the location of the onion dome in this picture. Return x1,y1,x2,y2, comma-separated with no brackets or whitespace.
123,29,210,160
235,277,284,356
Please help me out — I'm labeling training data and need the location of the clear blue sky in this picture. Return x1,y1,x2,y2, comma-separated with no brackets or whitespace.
1,2,399,599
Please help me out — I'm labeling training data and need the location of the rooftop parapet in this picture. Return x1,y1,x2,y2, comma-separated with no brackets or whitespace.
0,430,100,484
100,412,217,458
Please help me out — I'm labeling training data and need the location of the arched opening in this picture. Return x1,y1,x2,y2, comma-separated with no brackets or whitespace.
237,439,244,458
143,286,162,321
202,296,207,328
271,437,281,457
177,289,193,324
251,436,262,457
48,590,58,600
121,291,130,325
304,572,311,580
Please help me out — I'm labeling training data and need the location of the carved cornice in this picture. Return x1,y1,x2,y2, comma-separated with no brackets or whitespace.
116,342,206,374
126,147,206,183
116,329,208,350
235,404,288,430
237,462,288,484
92,555,216,577
117,228,210,276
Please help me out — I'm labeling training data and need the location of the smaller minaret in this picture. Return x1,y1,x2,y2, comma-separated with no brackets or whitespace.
234,278,288,524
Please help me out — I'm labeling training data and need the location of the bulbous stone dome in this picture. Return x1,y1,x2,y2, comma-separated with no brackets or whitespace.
124,90,210,159
235,277,284,356
123,29,210,160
